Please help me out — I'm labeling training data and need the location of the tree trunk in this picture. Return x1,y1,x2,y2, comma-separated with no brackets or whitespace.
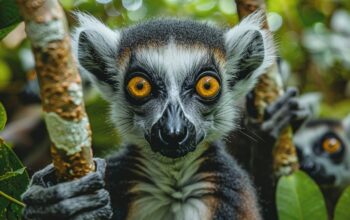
233,0,299,218
16,0,95,181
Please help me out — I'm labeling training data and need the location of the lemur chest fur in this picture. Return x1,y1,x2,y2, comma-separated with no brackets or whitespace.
126,145,217,220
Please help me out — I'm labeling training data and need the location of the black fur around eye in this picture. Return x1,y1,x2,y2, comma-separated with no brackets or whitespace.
313,132,345,164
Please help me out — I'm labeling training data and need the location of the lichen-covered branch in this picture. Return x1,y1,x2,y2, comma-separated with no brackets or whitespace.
16,0,94,180
235,0,299,177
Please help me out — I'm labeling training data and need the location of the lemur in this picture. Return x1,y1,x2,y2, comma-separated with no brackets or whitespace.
294,115,350,213
21,11,275,220
294,114,350,188
236,87,350,218
258,92,350,189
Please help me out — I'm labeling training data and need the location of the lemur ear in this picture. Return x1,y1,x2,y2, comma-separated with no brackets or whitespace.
224,11,275,95
72,12,120,100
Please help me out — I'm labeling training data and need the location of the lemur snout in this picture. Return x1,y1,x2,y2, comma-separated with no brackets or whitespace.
147,104,197,158
299,156,336,185
161,104,188,144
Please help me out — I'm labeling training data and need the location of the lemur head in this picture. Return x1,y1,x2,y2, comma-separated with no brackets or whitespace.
73,12,274,158
295,115,350,188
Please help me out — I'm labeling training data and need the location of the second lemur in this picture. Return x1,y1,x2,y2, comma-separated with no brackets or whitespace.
22,11,274,220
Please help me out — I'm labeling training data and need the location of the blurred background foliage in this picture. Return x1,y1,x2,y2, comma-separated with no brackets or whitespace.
0,0,349,174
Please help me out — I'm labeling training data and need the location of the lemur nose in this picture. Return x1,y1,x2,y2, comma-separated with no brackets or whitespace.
147,103,197,158
159,104,188,144
161,126,188,144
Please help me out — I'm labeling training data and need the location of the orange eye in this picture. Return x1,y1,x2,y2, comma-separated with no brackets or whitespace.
196,76,220,99
127,76,151,99
322,137,341,154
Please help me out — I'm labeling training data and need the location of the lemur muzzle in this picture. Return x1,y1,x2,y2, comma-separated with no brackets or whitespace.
147,103,197,158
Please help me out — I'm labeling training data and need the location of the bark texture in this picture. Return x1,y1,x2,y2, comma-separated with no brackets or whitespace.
17,0,94,180
235,0,299,177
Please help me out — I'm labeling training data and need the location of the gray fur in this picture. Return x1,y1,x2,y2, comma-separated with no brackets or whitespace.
22,159,113,220
295,120,350,188
118,18,225,54
72,11,275,148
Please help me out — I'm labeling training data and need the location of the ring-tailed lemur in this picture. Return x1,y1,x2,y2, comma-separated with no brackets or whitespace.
21,11,275,220
295,115,350,188
293,114,350,215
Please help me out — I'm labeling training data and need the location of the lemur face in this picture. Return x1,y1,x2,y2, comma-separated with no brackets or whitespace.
121,44,225,158
295,117,350,188
73,12,274,158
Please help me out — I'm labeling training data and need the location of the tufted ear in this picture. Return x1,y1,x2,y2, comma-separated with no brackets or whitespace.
224,11,275,96
71,12,120,100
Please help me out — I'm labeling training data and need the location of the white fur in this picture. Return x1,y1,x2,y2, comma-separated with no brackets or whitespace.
224,10,275,98
128,144,212,220
71,12,121,100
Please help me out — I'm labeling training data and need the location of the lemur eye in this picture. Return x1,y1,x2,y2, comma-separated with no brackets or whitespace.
196,75,220,99
322,137,341,154
127,76,151,99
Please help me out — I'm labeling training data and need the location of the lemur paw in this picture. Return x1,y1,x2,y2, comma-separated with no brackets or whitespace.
22,158,112,220
246,87,311,139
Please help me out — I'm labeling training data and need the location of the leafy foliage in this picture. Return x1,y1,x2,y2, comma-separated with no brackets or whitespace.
0,0,21,40
334,186,350,220
276,170,328,220
0,0,350,218
0,103,29,220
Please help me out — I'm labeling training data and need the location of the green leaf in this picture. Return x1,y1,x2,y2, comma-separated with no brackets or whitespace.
276,170,328,220
0,142,29,219
0,0,21,40
334,186,350,220
0,0,21,29
0,103,6,131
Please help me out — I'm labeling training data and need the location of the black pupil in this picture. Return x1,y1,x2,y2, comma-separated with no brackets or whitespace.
136,82,144,90
204,82,211,90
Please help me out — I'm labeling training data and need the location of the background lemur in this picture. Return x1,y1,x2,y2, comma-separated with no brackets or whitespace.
234,87,350,218
21,11,275,220
295,115,350,188
294,115,350,214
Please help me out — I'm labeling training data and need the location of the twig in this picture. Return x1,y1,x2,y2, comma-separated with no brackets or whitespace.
0,191,25,207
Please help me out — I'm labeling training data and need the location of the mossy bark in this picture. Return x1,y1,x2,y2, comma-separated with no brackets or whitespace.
16,0,94,180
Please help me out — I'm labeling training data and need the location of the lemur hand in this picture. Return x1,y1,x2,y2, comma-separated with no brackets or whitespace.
246,87,310,139
22,158,112,220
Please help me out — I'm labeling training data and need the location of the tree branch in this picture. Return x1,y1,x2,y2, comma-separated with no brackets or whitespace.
16,0,94,180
